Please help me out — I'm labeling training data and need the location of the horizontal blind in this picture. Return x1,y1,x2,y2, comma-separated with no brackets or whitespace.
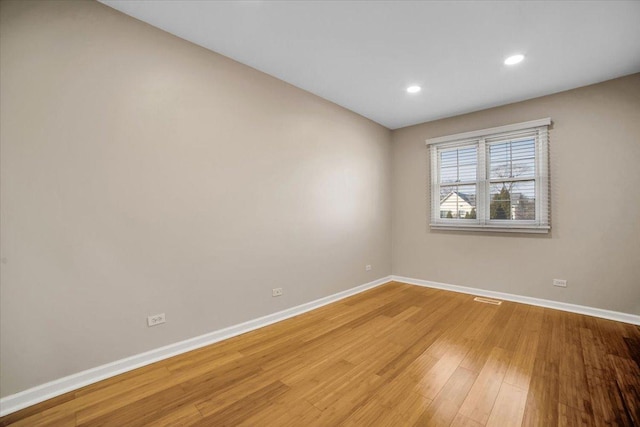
484,128,540,143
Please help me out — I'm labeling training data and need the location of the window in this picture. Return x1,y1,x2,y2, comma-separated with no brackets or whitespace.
427,118,550,233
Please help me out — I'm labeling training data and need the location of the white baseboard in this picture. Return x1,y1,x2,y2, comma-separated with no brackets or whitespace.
392,275,640,326
0,275,392,417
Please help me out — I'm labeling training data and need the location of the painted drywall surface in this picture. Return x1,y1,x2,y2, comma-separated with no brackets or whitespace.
0,0,391,397
391,74,640,315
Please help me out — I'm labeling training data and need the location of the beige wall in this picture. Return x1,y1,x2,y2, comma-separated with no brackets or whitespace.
392,74,640,316
0,0,391,397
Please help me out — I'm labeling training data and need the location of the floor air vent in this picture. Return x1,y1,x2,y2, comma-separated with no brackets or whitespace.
473,296,503,305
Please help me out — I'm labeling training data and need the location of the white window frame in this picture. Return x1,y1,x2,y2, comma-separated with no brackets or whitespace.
427,118,550,233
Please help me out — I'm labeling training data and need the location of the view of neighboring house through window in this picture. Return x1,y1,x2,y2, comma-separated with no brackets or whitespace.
428,118,550,232
439,146,477,219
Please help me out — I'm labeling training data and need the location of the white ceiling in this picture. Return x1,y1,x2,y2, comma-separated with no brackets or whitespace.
100,1,640,129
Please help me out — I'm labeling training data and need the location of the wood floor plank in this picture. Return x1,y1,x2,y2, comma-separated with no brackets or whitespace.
582,374,630,427
185,366,287,417
4,413,76,427
521,373,559,427
582,318,634,426
557,402,595,427
2,281,637,427
450,413,485,427
457,346,512,424
76,385,187,427
308,366,383,413
384,389,431,425
459,302,516,373
413,341,471,400
522,309,562,427
415,366,477,426
237,397,322,427
486,382,528,427
340,396,393,427
503,329,539,391
608,354,640,425
145,404,203,427
623,336,640,367
0,392,76,427
193,381,290,426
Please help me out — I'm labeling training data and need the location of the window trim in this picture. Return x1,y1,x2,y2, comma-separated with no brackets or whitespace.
427,118,551,233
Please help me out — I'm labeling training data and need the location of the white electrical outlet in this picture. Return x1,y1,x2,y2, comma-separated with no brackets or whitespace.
272,288,283,297
553,279,567,288
365,264,372,271
147,313,166,327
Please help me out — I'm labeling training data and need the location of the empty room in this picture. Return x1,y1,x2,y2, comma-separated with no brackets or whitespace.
1,0,639,426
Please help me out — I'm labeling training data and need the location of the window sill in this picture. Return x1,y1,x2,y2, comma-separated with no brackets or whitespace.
430,224,550,234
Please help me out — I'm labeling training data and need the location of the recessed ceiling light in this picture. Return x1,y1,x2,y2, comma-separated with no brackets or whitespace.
406,85,421,93
504,54,525,65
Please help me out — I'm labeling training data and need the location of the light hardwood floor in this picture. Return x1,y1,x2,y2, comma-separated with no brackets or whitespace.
2,281,639,426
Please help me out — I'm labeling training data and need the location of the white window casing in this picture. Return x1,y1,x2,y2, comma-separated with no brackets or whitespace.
427,118,551,233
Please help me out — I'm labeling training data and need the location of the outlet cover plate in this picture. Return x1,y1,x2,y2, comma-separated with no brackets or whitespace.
147,313,166,327
553,279,567,287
